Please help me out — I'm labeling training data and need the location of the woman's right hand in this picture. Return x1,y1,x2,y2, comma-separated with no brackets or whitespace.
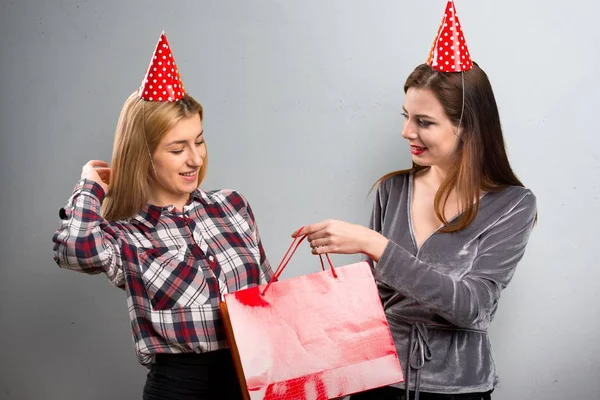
81,160,110,193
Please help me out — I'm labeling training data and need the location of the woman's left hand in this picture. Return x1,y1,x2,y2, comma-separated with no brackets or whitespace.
292,219,389,262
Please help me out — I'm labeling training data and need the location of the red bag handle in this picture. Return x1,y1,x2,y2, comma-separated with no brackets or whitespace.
261,226,337,295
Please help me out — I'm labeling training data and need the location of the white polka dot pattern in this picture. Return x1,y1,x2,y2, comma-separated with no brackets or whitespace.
138,31,186,102
426,1,472,72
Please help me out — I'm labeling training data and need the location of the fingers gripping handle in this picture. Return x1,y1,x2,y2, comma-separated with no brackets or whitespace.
261,227,337,295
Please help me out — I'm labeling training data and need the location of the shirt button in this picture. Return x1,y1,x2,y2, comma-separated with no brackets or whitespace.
208,255,215,262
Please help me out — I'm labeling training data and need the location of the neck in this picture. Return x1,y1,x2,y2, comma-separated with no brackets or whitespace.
422,165,450,188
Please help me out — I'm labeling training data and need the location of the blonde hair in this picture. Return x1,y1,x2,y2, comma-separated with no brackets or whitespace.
102,92,206,221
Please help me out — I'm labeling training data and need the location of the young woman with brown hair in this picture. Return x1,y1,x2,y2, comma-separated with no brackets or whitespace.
295,3,537,399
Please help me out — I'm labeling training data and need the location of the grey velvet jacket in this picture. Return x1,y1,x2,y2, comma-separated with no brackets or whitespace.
370,171,537,395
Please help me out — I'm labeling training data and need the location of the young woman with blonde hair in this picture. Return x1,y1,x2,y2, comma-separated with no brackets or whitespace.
52,32,270,400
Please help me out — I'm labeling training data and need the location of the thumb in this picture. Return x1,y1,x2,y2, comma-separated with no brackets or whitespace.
291,226,306,238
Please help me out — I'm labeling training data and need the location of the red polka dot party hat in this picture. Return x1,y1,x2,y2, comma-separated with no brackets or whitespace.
138,31,186,102
426,0,472,72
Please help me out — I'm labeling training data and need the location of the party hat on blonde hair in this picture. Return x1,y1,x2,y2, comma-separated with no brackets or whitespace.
138,31,186,102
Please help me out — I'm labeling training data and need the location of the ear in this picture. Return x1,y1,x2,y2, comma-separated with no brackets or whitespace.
453,126,462,139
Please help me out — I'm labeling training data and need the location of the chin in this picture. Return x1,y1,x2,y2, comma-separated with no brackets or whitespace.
182,186,198,194
175,184,197,195
411,156,431,166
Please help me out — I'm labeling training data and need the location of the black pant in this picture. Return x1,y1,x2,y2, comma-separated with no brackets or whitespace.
142,349,244,400
350,386,492,400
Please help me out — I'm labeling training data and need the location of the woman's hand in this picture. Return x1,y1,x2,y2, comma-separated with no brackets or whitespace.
292,219,389,262
81,160,110,193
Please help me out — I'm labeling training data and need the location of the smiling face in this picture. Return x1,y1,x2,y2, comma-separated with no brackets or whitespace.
401,87,461,171
148,113,206,209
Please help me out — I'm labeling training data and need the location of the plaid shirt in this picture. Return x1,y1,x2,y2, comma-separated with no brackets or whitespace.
52,179,273,366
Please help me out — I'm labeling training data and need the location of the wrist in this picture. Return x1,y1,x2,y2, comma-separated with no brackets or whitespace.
362,229,389,262
77,178,107,202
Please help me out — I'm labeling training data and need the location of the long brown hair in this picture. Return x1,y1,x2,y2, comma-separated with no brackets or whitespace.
377,62,524,232
102,92,207,221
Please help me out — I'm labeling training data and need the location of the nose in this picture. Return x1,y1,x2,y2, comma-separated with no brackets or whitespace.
187,145,204,168
401,119,418,140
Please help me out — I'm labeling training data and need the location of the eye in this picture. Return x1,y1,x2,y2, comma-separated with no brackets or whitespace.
417,119,433,128
401,112,409,119
169,149,184,154
195,140,205,147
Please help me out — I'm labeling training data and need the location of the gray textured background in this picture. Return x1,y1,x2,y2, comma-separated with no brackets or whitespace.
1,0,599,399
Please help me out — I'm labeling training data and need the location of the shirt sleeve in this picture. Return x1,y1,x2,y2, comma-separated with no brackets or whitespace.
234,193,273,284
365,178,392,268
52,179,125,288
374,190,537,328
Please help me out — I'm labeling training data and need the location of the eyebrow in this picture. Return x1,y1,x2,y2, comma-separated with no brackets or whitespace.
166,130,204,146
402,107,435,120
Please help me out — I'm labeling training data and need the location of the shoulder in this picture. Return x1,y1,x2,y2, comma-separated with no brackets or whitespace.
197,188,253,216
485,185,537,225
491,186,536,212
377,171,410,198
